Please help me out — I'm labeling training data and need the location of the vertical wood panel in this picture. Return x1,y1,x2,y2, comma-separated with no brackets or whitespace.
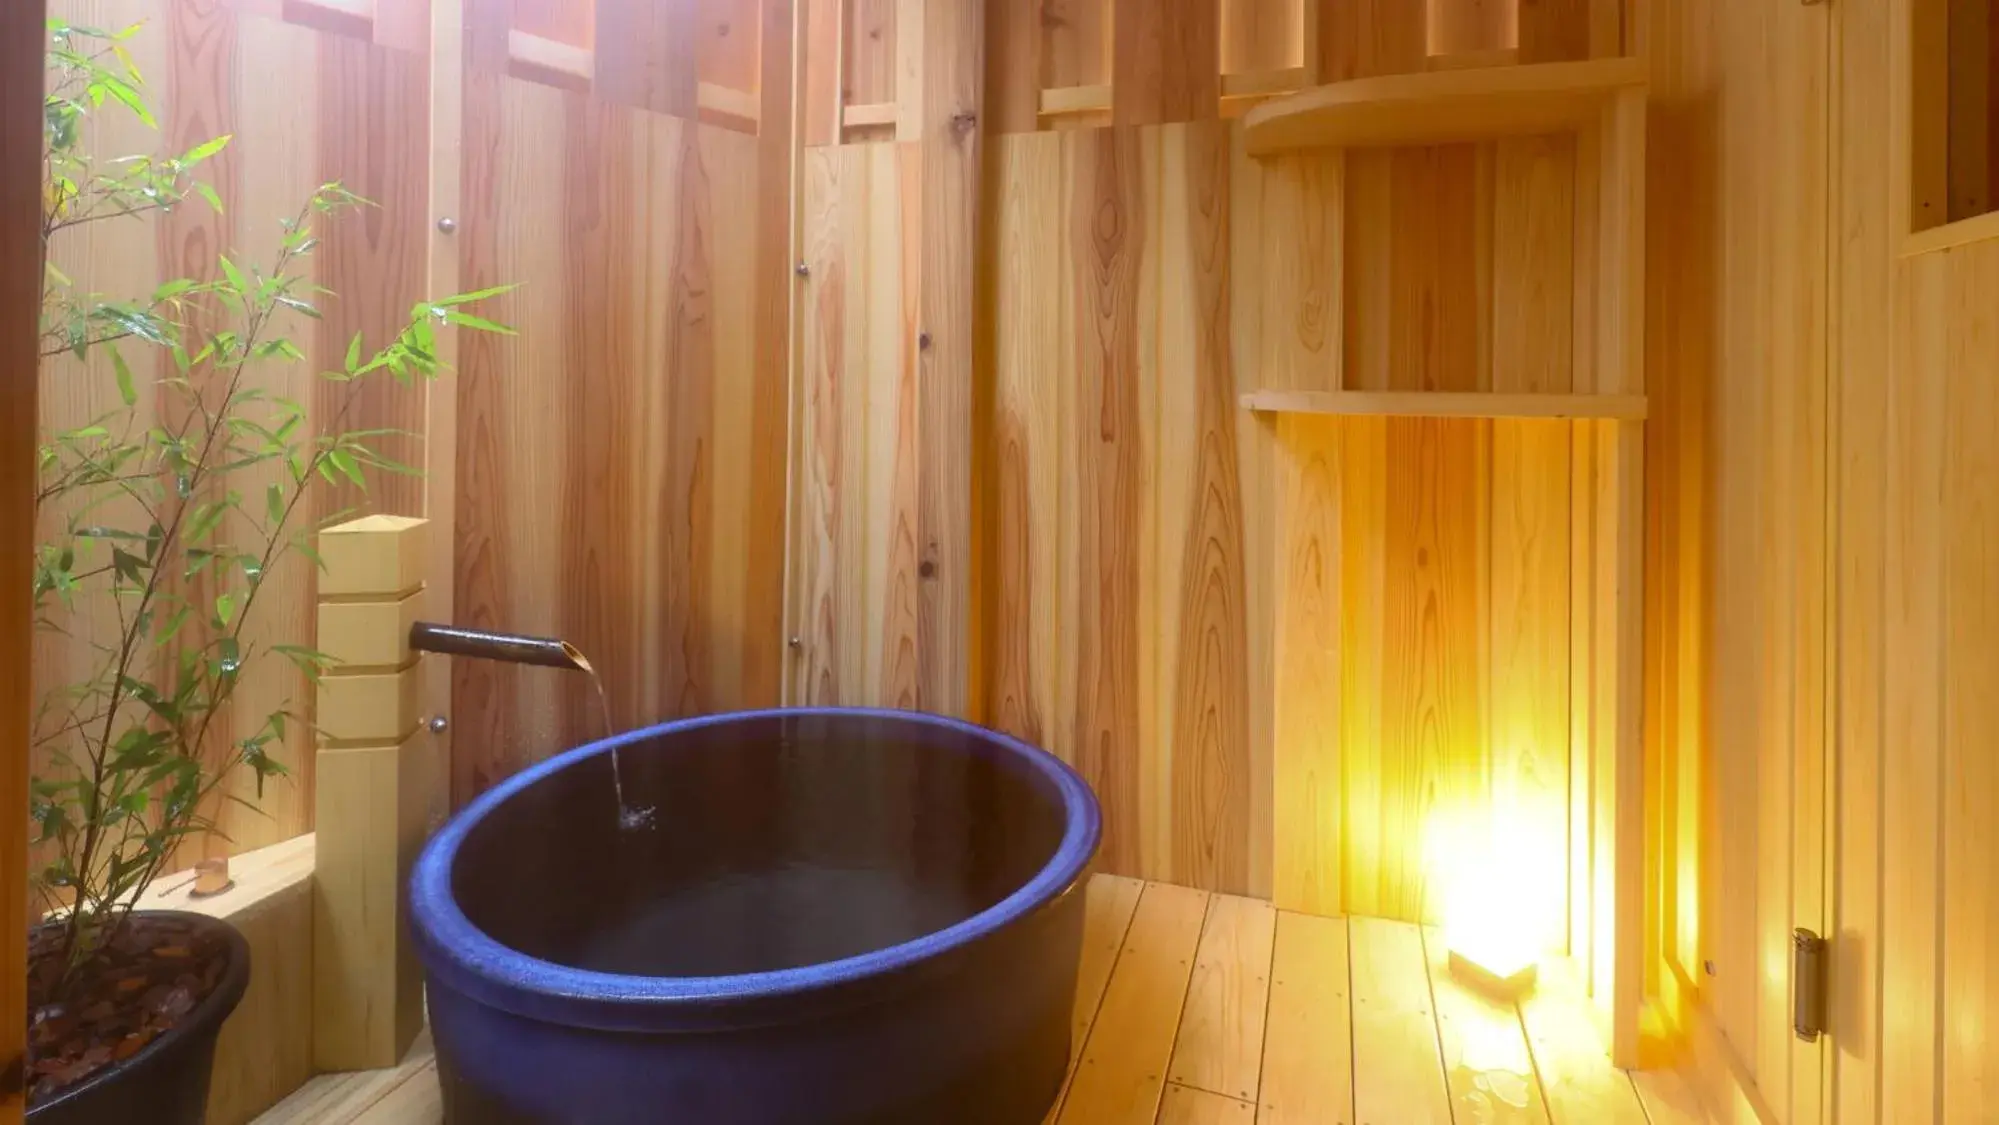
1271,415,1342,914
1069,125,1147,877
1221,0,1302,76
454,76,772,800
1318,0,1426,82
1042,0,1111,90
3,0,44,1113
595,0,699,116
1941,240,1999,1115
1111,0,1219,128
226,17,318,857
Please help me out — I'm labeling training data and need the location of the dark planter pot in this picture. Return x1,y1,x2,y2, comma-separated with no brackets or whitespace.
28,911,251,1125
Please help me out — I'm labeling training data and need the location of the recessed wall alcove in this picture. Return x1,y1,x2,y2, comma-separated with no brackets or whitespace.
1240,56,1650,1063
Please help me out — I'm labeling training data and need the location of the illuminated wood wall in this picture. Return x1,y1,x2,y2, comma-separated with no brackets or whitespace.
787,0,1631,937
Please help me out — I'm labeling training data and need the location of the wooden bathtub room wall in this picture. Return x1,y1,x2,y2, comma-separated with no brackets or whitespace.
34,0,796,868
788,0,1632,946
447,0,794,803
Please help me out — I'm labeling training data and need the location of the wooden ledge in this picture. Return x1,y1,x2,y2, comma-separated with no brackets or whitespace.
1243,56,1646,154
139,835,316,1125
1242,389,1650,421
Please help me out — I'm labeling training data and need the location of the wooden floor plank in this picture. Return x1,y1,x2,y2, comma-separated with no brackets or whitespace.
256,887,1652,1125
1517,960,1648,1125
1168,893,1277,1102
1055,882,1211,1125
1258,912,1355,1125
1348,917,1452,1125
1626,1067,1708,1125
1419,927,1550,1123
1043,873,1148,1125
255,1031,436,1125
355,1062,440,1125
1156,1083,1257,1125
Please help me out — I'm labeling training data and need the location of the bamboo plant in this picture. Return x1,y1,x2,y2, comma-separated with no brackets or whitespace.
32,18,510,1006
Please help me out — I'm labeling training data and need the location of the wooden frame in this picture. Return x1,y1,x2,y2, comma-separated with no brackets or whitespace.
2,0,42,1116
1245,56,1650,1070
1898,0,1999,254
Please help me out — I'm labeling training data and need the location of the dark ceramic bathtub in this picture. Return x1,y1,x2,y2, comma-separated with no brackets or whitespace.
408,708,1102,1125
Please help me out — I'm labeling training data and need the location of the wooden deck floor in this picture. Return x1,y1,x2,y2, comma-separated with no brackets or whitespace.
255,876,1709,1125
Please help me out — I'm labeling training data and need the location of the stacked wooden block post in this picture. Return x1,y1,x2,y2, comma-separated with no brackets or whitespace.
312,515,432,1071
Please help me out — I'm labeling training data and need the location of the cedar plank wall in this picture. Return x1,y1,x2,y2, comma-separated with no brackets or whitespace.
451,0,791,802
793,0,1620,909
41,0,433,868
1827,0,1999,1121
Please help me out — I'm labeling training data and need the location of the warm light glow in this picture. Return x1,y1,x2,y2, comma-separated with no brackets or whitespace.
1431,804,1561,987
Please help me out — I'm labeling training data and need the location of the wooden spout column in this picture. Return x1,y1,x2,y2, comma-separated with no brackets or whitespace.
312,515,432,1071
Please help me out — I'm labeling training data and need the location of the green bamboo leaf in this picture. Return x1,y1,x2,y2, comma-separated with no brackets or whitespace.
219,255,248,296
432,284,519,308
109,345,136,406
195,181,223,215
328,448,365,488
266,482,284,525
181,134,231,165
214,592,236,627
442,310,516,335
345,331,363,372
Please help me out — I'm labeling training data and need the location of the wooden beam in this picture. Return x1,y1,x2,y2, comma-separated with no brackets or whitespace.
424,0,464,838
0,0,40,1115
1039,84,1114,116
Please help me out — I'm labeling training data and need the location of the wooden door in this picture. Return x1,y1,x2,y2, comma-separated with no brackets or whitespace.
1649,0,1834,1118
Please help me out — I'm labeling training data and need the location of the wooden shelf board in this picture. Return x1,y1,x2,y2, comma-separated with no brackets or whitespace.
1221,67,1309,101
842,101,897,128
1241,390,1649,421
1243,56,1646,155
1039,84,1113,116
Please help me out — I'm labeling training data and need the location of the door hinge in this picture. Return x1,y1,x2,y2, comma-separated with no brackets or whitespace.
1794,928,1828,1042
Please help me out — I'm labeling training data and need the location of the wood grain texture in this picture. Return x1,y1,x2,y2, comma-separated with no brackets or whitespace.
1221,0,1304,77
1168,894,1276,1101
595,0,699,117
2,0,44,1113
1318,0,1426,83
1349,917,1452,1125
795,142,924,710
1056,882,1209,1125
1940,237,1999,1118
1111,0,1219,127
253,875,1670,1125
980,124,1251,892
1155,1085,1254,1125
1258,911,1354,1125
454,76,776,802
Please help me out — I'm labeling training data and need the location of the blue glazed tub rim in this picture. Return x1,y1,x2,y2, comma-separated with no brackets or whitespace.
409,707,1103,1034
